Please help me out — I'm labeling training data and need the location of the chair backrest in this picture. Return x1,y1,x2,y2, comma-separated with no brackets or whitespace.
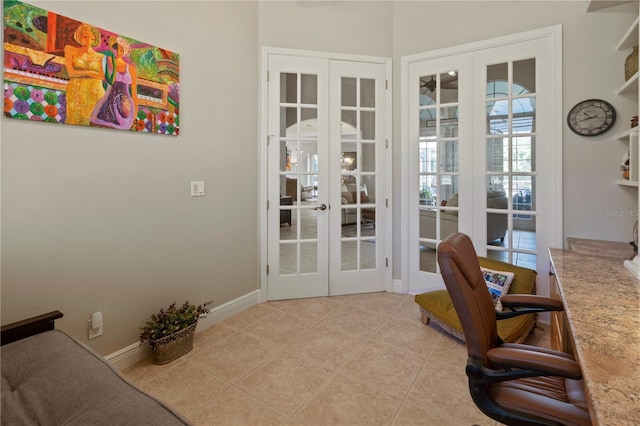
437,233,498,363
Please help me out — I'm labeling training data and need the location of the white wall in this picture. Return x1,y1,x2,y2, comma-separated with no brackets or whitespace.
1,1,259,355
258,1,394,57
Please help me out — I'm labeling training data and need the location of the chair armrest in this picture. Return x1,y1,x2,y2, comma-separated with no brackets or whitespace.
487,346,582,379
496,295,564,320
500,342,575,360
501,294,563,311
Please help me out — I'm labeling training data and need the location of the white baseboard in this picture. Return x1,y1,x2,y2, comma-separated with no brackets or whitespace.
106,290,261,370
392,279,404,293
106,340,153,371
407,284,446,295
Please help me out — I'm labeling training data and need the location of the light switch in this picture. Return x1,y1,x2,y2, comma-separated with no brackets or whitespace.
191,181,205,197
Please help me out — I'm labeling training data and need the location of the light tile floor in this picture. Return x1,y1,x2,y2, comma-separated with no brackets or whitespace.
122,292,550,425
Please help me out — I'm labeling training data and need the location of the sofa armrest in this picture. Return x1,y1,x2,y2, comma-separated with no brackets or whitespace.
1,310,64,346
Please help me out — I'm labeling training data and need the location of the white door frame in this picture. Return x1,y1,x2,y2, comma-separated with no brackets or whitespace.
400,25,563,295
259,47,393,302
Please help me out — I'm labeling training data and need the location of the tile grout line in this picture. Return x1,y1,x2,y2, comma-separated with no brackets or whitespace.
286,301,395,424
126,295,497,425
389,329,444,425
227,298,360,424
287,321,372,422
188,310,325,424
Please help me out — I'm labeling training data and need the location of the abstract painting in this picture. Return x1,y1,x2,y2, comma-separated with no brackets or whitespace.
3,0,180,136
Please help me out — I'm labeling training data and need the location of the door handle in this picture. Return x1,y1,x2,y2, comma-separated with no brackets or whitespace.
313,204,327,211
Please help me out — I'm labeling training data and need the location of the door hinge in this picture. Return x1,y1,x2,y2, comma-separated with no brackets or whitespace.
267,200,270,210
386,198,388,208
385,139,388,149
386,258,389,267
267,71,270,82
267,265,270,275
385,80,388,90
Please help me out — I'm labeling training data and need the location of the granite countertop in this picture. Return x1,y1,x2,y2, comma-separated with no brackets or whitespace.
549,239,640,425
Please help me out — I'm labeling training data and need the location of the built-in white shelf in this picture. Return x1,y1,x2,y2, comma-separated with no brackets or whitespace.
617,127,639,141
617,16,640,50
619,130,640,187
616,1,640,188
590,0,640,273
617,179,639,187
617,71,639,96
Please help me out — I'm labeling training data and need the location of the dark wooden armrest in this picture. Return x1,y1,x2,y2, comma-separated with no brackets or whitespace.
1,310,63,346
501,294,564,311
487,346,582,379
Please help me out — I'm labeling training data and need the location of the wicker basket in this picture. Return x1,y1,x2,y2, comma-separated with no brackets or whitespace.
625,46,638,81
151,321,197,365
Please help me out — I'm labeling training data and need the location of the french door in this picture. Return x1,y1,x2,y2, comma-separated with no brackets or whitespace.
408,54,473,291
405,27,562,294
266,52,389,300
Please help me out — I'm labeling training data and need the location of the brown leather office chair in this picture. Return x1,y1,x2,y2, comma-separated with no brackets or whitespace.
437,233,592,426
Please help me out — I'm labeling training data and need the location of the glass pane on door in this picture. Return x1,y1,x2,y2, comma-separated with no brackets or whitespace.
361,143,375,172
278,72,320,275
485,59,538,268
340,77,377,271
417,71,460,272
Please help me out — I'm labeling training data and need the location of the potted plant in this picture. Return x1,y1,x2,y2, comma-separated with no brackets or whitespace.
139,300,212,365
419,188,433,205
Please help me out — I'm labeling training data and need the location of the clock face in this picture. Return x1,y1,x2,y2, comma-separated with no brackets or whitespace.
567,99,616,136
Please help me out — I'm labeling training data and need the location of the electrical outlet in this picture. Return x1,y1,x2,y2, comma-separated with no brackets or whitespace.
88,312,103,339
88,321,102,339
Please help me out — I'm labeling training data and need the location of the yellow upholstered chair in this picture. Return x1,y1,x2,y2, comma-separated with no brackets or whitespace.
415,255,537,344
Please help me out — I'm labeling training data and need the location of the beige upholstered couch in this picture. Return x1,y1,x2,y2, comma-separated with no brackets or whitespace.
341,183,369,225
419,190,508,242
1,311,190,425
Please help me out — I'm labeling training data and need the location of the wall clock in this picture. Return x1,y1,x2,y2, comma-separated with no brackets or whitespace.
567,99,616,136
